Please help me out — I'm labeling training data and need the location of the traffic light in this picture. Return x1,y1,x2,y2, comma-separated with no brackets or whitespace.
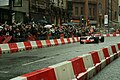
80,15,85,25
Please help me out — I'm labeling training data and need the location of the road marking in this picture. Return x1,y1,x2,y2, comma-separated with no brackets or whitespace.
22,57,54,66
0,71,9,73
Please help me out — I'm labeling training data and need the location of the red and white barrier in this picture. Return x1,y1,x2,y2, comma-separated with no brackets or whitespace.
97,49,106,69
0,44,10,53
101,48,111,65
0,37,80,55
10,43,120,80
89,51,101,74
80,54,96,79
10,68,57,80
103,34,120,37
69,57,87,80
49,61,75,80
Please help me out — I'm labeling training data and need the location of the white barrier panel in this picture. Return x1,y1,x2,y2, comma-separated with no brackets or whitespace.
64,38,68,44
30,41,38,49
16,42,25,51
79,54,95,79
116,34,120,37
49,61,75,80
97,49,106,69
41,40,47,47
10,76,27,80
69,38,73,43
74,37,77,42
103,34,107,37
107,46,114,62
110,34,113,37
0,44,10,53
50,40,55,46
115,44,120,56
57,39,62,45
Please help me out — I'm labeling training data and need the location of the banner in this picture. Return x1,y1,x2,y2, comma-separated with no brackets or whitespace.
0,0,9,6
104,15,108,26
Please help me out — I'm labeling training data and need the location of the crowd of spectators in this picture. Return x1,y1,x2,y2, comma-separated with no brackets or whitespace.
0,22,94,43
1,19,120,44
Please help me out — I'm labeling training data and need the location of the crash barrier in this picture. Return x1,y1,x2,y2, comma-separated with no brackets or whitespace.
10,43,120,80
0,37,80,55
103,33,120,37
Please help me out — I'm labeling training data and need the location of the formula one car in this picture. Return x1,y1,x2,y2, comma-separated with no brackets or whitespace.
80,33,104,44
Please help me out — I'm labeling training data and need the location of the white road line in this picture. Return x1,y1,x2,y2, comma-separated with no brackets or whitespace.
22,57,54,66
0,71,9,73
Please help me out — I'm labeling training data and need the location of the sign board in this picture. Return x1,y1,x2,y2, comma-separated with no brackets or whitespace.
104,15,108,26
0,0,9,6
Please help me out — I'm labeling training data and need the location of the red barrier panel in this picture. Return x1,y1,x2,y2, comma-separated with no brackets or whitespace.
102,48,110,65
54,39,58,46
36,40,42,48
89,51,101,74
76,37,80,42
66,38,70,44
8,43,18,53
46,40,52,47
2,36,12,44
0,36,4,44
72,37,75,43
113,33,116,37
24,42,32,50
117,43,120,50
111,45,118,59
106,34,110,37
22,68,57,80
69,57,87,80
60,38,65,44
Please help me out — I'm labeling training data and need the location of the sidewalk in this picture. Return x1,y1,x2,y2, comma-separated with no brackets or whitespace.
90,57,120,80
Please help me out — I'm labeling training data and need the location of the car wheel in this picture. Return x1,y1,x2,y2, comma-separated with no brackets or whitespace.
100,36,104,42
94,37,99,43
80,38,84,44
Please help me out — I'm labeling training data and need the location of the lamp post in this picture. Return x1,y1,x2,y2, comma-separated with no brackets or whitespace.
9,0,12,24
108,0,110,33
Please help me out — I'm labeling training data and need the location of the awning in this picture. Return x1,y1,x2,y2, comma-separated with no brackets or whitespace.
71,20,80,23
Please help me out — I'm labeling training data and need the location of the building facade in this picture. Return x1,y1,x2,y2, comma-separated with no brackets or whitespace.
0,0,29,24
72,0,118,27
119,0,120,22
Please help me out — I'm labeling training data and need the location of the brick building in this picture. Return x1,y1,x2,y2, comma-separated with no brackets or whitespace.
72,0,118,27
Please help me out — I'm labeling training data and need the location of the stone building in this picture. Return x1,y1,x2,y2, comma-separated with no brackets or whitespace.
0,0,29,24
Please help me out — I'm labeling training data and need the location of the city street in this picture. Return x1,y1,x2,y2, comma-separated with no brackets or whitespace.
0,37,120,80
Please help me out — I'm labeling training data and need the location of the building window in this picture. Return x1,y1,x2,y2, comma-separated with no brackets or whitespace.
75,7,78,15
13,0,22,7
115,11,117,19
89,8,92,16
119,6,120,16
81,7,83,15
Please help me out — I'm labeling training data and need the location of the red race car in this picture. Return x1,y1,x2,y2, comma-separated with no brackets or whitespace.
80,33,104,44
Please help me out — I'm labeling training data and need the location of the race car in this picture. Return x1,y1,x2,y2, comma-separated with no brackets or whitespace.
80,33,104,44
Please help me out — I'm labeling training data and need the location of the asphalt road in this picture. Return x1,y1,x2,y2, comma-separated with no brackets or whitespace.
0,37,120,80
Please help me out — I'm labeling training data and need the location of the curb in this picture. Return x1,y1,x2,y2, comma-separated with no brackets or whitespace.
0,37,80,56
10,42,120,80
